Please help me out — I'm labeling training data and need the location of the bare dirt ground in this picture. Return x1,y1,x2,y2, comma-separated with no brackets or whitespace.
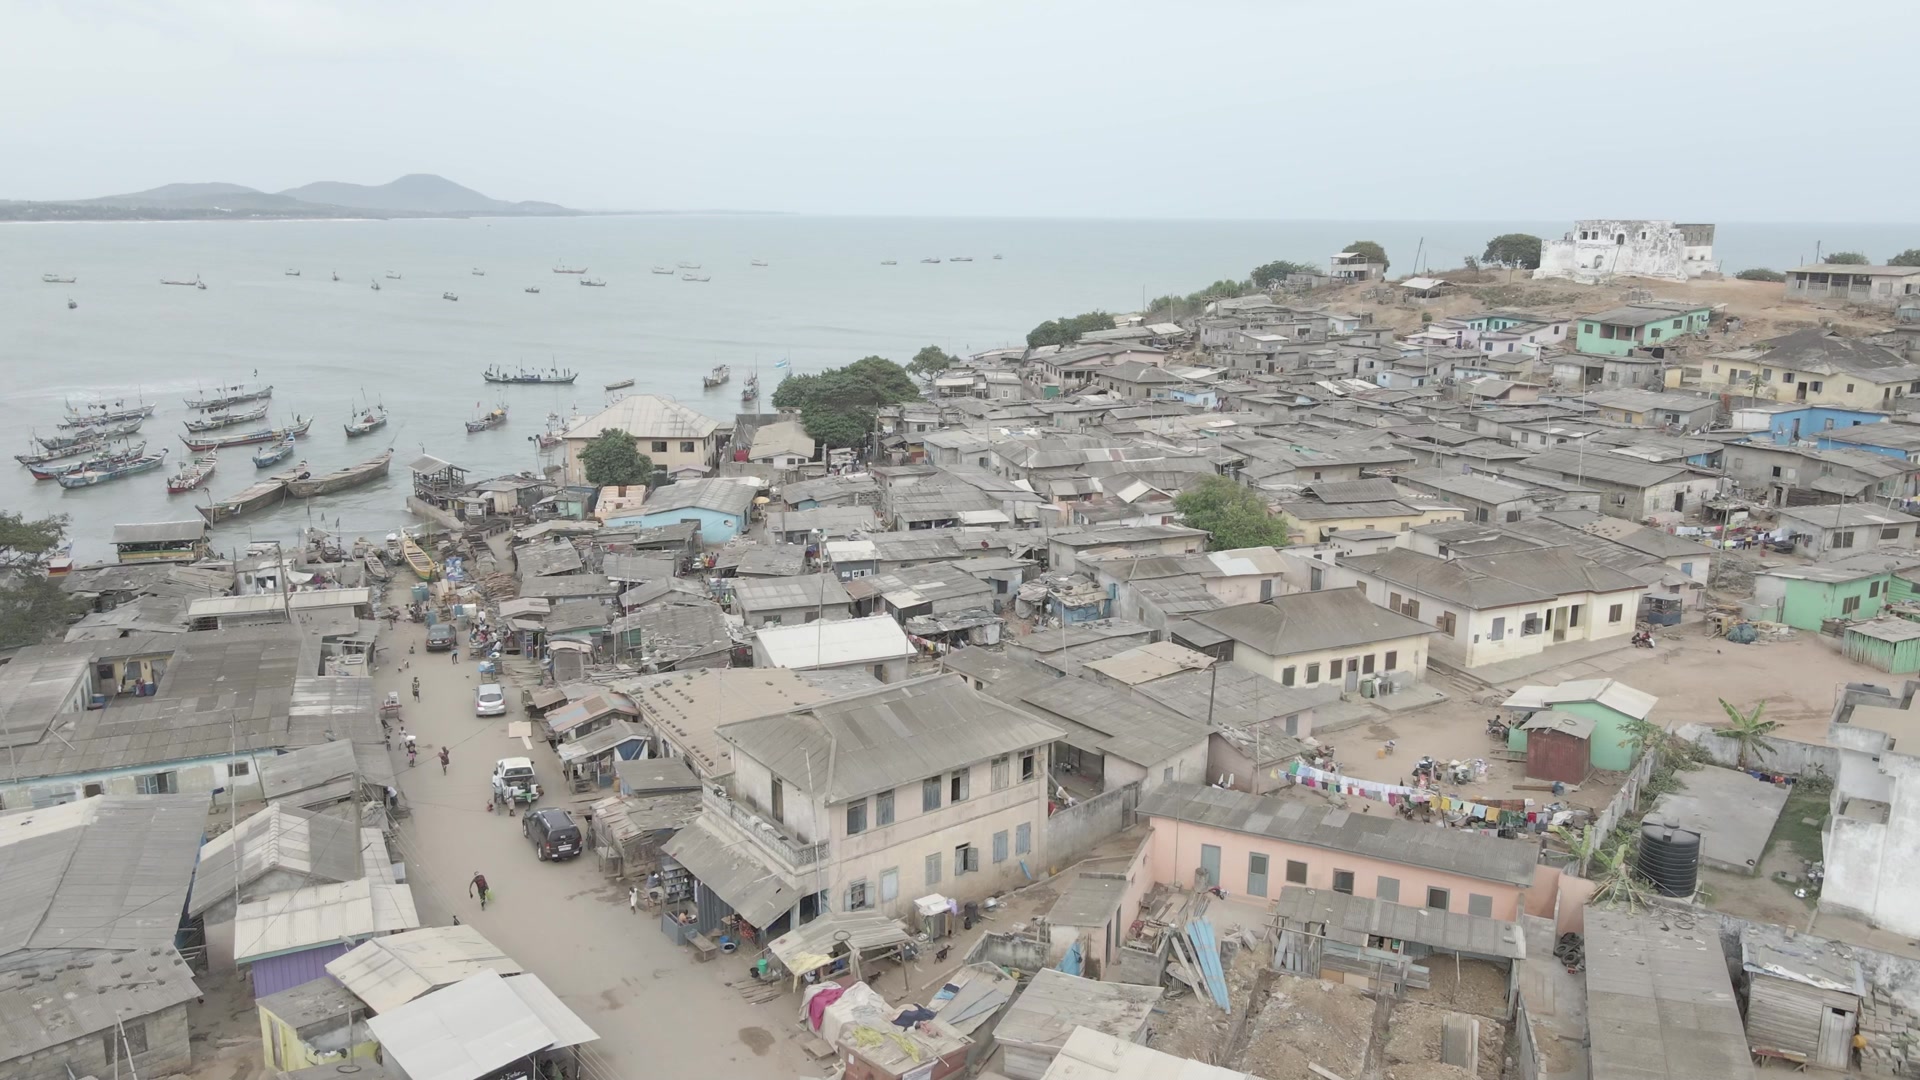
1402,958,1509,1020
1237,973,1377,1080
1385,1001,1507,1080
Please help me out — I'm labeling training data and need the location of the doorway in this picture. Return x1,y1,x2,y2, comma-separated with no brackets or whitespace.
1817,1007,1856,1070
1199,845,1222,890
1552,605,1569,643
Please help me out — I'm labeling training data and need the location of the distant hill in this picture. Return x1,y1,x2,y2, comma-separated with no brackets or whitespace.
17,174,579,220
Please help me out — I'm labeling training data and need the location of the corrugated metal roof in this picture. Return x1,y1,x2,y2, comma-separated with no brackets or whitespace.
502,973,598,1049
364,970,567,1080
111,520,207,544
766,911,910,973
996,968,1162,1052
748,420,815,460
1502,678,1657,721
1002,676,1210,769
0,943,201,1061
189,804,363,916
635,478,756,518
620,667,831,778
1045,1027,1260,1080
326,926,524,1015
1190,591,1435,658
732,573,851,613
1270,886,1524,958
233,875,421,963
1137,782,1537,886
0,794,208,954
659,820,797,928
563,395,719,441
1584,907,1755,1080
516,539,584,578
754,615,914,669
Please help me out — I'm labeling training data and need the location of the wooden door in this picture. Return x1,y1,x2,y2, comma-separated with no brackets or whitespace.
1817,1007,1855,1070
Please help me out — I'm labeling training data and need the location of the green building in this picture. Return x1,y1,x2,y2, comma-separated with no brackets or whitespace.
1751,563,1905,630
1841,617,1920,673
1502,678,1657,772
1574,303,1713,357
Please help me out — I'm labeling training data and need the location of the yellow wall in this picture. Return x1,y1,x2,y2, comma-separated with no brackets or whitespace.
259,1004,379,1073
1291,507,1467,543
1698,364,1913,409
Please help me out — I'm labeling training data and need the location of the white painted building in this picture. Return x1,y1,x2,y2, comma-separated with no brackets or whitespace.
1822,693,1920,938
1535,220,1719,283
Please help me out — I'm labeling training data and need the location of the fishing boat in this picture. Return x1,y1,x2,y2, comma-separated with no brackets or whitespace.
681,273,711,282
332,271,339,281
371,280,381,291
525,286,541,294
165,450,217,493
472,268,486,276
344,401,389,437
362,552,391,584
951,256,974,262
42,273,76,284
751,259,768,267
741,384,760,405
400,534,437,579
185,383,273,411
530,413,566,450
56,448,168,489
37,420,142,450
386,271,402,280
677,261,701,270
28,443,149,480
466,405,509,433
285,450,393,498
197,467,303,524
285,269,301,277
16,439,106,466
702,365,731,389
161,276,203,287
183,404,269,433
881,260,897,266
605,378,635,391
252,435,298,467
68,299,76,309
650,266,674,275
580,278,607,287
443,292,459,301
920,257,941,264
59,402,157,428
992,254,1003,260
182,416,311,452
553,263,587,274
484,364,577,385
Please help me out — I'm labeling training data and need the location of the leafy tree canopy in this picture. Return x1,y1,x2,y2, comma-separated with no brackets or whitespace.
1888,249,1920,268
1250,260,1318,289
776,356,924,449
1482,233,1543,269
0,512,81,650
1173,476,1291,551
1826,251,1870,265
907,345,955,377
1735,268,1786,282
1343,240,1389,271
1026,311,1115,349
578,428,655,487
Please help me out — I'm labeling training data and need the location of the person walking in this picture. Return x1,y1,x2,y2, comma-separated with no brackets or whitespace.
412,676,421,702
438,746,450,774
628,885,639,914
470,871,492,910
451,646,460,665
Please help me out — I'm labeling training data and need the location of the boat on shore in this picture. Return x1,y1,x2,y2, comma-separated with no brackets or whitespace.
28,442,149,480
183,416,311,452
702,365,731,388
345,402,389,437
165,450,216,493
197,467,303,524
59,402,156,428
185,383,272,411
581,278,607,287
605,378,634,391
285,450,393,498
43,273,76,284
682,273,710,282
183,404,269,433
484,364,577,385
554,263,587,274
650,266,674,275
37,421,142,450
465,405,509,433
57,448,168,489
252,435,298,467
400,534,437,579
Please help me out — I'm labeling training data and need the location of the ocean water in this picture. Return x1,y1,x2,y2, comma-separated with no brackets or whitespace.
1,214,1914,560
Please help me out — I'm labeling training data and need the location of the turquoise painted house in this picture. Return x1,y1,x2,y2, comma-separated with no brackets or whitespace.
1575,303,1713,357
1841,617,1920,673
603,478,757,545
1502,678,1657,773
1751,564,1894,630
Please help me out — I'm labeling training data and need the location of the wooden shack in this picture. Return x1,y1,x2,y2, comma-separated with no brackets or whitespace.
1520,710,1593,785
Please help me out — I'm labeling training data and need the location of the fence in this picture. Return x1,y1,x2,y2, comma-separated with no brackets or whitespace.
1589,746,1661,851
1043,781,1139,868
1673,723,1837,778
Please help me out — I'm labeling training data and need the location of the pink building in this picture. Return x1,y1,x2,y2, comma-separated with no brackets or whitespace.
1136,783,1538,920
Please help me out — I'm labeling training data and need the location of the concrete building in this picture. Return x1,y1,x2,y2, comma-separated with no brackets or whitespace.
1578,388,1719,429
984,671,1214,799
1774,503,1920,560
1329,250,1386,281
746,420,816,468
675,675,1061,936
1535,220,1719,283
622,667,833,781
1821,686,1920,939
560,394,722,484
730,573,852,628
1572,304,1713,357
1138,782,1538,918
1179,589,1434,692
1784,263,1920,307
604,478,757,545
1496,446,1720,523
751,615,916,682
1703,327,1920,409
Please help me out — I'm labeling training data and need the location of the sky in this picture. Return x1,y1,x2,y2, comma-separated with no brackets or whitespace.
3,0,1911,221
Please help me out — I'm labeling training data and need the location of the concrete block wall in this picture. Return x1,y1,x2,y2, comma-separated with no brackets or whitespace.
0,1003,190,1080
1041,781,1138,871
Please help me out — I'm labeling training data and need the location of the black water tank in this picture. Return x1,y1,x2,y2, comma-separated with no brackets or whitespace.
1637,823,1701,897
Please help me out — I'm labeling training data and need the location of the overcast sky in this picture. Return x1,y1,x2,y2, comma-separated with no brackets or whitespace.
3,0,1908,220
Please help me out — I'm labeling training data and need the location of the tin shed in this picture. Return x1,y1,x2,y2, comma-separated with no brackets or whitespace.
1840,616,1920,673
1520,710,1593,785
1741,924,1865,1071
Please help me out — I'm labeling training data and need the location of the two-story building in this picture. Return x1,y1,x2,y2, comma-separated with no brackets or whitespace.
1784,264,1920,308
1703,327,1920,409
1177,589,1435,691
561,394,723,485
666,675,1062,937
1572,303,1712,357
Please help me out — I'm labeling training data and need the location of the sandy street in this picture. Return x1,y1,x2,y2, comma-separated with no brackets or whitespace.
375,611,818,1080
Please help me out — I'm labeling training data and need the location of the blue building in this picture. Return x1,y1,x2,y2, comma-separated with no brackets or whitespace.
1817,420,1920,462
1758,405,1887,445
604,478,757,545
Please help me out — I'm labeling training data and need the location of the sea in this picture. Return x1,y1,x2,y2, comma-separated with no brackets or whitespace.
1,214,1913,561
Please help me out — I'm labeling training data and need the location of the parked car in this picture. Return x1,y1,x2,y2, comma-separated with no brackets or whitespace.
522,807,583,861
426,623,456,651
491,757,541,806
475,683,507,717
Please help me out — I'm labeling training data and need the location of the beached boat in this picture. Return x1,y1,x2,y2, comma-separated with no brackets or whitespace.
400,534,437,579
57,448,168,489
702,365,731,389
604,378,634,391
465,406,509,433
252,435,298,467
197,468,302,524
28,443,149,480
484,365,578,385
650,266,674,275
362,552,391,583
185,383,272,411
165,450,216,493
554,263,586,274
682,273,710,282
284,450,393,498
182,416,310,452
37,421,142,450
59,402,157,428
183,404,270,433
345,402,388,437
580,278,607,287
43,274,76,284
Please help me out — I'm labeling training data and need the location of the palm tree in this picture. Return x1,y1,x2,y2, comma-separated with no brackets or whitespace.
1718,698,1780,770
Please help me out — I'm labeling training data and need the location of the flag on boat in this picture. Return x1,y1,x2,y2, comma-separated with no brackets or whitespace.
773,359,790,369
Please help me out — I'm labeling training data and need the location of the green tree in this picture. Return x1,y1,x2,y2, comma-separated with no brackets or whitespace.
1343,240,1389,272
1826,251,1870,265
1735,268,1786,282
1173,476,1290,551
1717,698,1780,769
1889,249,1920,267
770,372,818,411
776,356,924,449
906,345,955,378
1192,278,1251,299
577,428,655,487
1250,260,1318,289
0,512,82,649
1481,233,1543,269
1026,311,1115,349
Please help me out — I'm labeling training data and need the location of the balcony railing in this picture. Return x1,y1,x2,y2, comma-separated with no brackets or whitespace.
702,786,829,869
